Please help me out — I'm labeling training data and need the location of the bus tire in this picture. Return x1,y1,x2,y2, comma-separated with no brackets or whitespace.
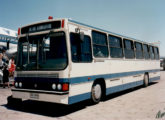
144,74,149,87
91,82,102,104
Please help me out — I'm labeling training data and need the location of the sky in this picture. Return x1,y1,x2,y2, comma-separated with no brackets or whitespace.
0,0,165,56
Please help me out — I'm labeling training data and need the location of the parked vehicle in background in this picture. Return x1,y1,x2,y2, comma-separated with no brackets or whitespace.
160,58,165,70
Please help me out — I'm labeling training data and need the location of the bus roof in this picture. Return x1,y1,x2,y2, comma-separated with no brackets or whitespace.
68,19,158,47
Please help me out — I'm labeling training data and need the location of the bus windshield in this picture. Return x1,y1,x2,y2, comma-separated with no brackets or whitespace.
16,32,68,71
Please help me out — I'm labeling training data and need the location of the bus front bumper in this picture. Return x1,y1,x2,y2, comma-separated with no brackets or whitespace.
11,88,69,104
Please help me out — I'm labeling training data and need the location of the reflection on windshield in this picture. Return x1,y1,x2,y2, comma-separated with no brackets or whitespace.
17,32,68,70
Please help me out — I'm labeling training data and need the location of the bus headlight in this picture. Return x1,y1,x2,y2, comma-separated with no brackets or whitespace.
19,82,22,88
57,84,62,90
52,84,56,90
15,82,18,88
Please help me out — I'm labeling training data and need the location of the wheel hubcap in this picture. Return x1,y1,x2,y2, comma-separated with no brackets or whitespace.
144,75,149,86
93,84,101,100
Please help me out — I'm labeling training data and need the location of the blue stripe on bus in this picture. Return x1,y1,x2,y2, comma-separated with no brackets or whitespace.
15,69,160,84
68,76,160,104
68,92,91,104
149,76,160,82
69,69,160,84
15,77,69,83
106,80,144,95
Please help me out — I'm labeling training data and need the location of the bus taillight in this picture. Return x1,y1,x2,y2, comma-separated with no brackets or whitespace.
62,83,69,91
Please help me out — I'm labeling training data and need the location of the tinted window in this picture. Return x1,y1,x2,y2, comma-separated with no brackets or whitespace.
154,47,159,60
109,35,123,58
124,39,135,59
135,42,143,59
70,33,92,62
143,44,150,59
149,46,155,59
92,31,108,58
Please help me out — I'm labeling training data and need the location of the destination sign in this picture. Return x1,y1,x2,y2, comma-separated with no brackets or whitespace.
29,24,52,33
21,21,61,34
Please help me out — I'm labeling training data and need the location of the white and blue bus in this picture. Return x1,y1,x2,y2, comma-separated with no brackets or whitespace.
9,18,160,105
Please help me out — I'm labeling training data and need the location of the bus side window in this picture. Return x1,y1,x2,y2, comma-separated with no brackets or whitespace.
92,31,109,58
123,39,135,59
108,35,123,58
70,33,92,62
154,47,159,60
143,44,150,59
135,42,143,59
149,46,155,60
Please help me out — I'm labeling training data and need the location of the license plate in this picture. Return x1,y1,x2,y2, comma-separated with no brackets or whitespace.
30,93,39,99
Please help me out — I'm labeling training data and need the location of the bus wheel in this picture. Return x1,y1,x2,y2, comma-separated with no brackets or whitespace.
144,74,149,87
91,82,102,104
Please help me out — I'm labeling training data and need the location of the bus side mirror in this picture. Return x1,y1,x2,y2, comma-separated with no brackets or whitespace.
79,32,84,42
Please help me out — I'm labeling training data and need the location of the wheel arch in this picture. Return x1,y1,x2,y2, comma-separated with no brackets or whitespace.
144,72,149,79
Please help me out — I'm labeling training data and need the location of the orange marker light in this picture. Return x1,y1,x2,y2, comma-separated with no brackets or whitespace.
61,19,65,28
48,16,53,20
